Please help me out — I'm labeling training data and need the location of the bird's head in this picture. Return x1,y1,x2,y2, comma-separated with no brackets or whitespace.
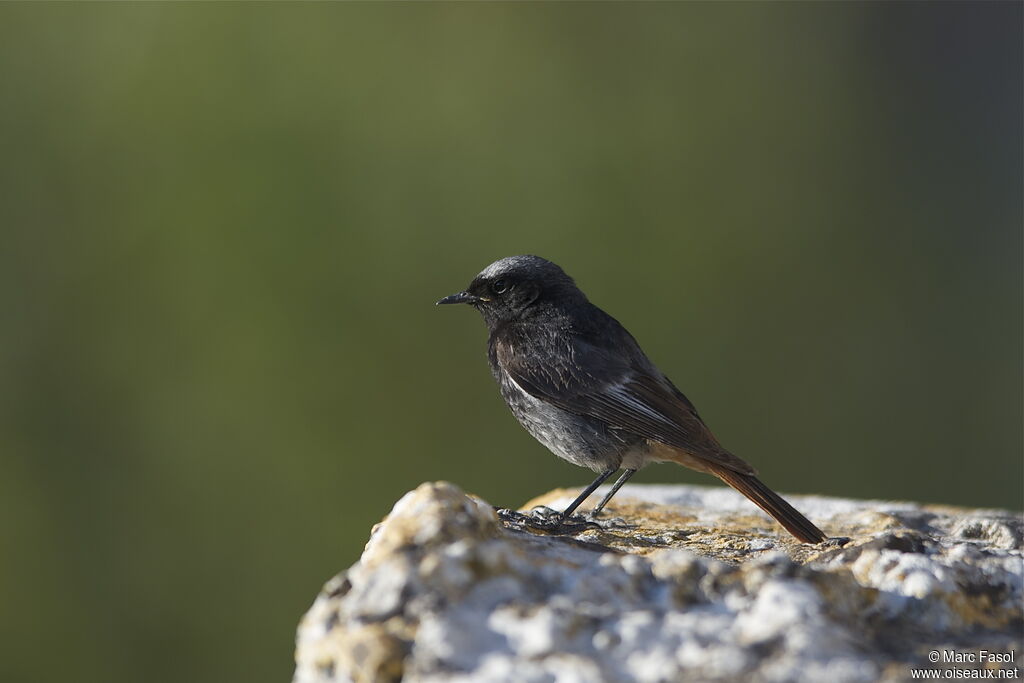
436,255,583,327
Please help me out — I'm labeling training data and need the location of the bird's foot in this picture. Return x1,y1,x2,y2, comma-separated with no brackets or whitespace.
493,507,533,529
820,536,852,548
494,506,599,534
586,512,632,529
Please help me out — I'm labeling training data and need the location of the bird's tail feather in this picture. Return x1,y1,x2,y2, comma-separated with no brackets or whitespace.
708,465,827,544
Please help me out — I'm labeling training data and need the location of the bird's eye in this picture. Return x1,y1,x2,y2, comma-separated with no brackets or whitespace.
491,279,510,294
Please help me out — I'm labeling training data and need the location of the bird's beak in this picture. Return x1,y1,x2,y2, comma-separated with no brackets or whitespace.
436,291,481,306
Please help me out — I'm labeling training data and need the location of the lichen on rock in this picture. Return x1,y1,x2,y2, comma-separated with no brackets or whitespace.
294,482,1023,683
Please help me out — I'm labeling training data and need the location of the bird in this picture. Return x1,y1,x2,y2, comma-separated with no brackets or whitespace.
436,255,827,544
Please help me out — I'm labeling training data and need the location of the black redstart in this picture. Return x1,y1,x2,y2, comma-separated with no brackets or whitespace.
437,255,826,544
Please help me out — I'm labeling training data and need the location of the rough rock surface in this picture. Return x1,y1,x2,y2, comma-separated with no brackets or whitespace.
294,482,1023,683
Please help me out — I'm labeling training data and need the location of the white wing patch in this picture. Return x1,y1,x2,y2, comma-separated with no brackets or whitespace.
605,383,671,422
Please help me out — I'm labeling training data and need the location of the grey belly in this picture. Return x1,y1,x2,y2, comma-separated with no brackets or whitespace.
498,374,644,472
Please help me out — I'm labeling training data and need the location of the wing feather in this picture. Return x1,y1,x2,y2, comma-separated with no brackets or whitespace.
496,329,755,475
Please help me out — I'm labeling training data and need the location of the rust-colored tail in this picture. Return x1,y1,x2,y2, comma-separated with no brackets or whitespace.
710,466,827,544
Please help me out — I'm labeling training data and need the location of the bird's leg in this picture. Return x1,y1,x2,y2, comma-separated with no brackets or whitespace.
517,469,618,533
589,468,637,518
552,467,618,524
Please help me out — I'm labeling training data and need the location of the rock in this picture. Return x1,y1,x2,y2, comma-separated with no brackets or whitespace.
293,482,1023,683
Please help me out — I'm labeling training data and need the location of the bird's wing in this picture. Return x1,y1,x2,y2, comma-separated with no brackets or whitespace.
496,330,756,475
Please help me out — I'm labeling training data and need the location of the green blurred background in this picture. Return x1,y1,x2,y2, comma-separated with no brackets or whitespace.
1,3,1020,682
